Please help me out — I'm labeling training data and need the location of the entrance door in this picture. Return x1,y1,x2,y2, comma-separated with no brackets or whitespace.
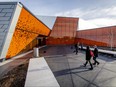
43,37,46,45
38,39,41,46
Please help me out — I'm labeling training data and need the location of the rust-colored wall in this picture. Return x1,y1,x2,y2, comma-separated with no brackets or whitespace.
6,8,50,58
47,17,78,45
77,26,116,47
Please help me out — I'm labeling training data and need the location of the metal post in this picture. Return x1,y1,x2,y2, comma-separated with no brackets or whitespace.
33,47,39,57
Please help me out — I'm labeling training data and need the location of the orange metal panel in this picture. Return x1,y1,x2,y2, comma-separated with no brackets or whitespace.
6,8,50,58
47,17,79,45
76,26,116,47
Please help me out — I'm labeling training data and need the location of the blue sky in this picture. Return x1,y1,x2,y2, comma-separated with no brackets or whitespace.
1,0,116,27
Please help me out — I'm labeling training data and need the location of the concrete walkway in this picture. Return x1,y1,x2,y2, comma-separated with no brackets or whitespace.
40,45,116,87
25,57,60,87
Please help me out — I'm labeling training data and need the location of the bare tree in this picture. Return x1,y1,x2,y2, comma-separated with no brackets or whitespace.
108,28,113,50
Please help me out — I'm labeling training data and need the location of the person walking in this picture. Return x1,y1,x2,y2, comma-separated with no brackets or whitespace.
74,43,79,55
84,46,93,70
80,43,83,50
93,45,99,65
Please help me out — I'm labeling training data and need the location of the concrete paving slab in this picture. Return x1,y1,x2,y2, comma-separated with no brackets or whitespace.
25,57,60,87
76,66,101,82
103,63,116,72
45,56,69,63
93,68,116,85
40,45,116,87
89,84,97,87
98,77,116,87
49,62,74,87
72,74,90,87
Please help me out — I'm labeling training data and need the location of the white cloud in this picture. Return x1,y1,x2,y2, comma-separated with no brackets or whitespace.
87,18,116,27
78,19,99,30
55,9,83,17
55,6,116,28
55,6,116,19
55,8,100,19
102,7,116,16
77,18,116,30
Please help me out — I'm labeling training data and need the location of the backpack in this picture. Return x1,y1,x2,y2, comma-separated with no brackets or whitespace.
90,50,94,57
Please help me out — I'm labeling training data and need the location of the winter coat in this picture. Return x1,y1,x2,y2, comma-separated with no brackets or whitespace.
86,49,91,60
93,48,98,57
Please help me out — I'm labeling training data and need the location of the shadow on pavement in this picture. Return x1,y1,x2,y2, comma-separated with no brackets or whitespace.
53,65,90,77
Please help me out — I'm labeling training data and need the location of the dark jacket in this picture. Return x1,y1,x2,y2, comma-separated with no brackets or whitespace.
86,49,91,60
94,48,98,57
74,44,78,48
74,44,77,47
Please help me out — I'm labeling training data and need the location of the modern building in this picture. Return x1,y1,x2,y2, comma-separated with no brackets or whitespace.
77,26,116,47
0,2,50,60
0,2,116,60
43,16,79,45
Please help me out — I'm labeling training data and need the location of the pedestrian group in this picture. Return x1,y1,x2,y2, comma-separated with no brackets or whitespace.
73,44,99,70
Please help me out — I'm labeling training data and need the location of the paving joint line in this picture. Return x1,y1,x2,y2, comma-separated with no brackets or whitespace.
73,73,99,87
87,61,107,87
65,49,75,87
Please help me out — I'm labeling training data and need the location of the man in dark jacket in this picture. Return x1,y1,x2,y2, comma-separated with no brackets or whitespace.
93,45,99,65
84,46,93,70
74,43,79,55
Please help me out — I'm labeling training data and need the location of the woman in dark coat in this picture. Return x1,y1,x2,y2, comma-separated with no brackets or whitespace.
93,45,99,65
84,46,93,70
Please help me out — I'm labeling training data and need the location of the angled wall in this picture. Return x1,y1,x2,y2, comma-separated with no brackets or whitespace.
0,2,22,59
0,2,50,59
6,7,50,58
47,17,79,45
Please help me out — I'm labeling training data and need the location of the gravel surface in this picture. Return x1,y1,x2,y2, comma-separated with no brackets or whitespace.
0,61,29,87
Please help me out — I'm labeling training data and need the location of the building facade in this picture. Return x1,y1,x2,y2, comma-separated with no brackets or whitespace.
77,26,116,48
0,2,50,59
0,2,116,59
46,17,78,45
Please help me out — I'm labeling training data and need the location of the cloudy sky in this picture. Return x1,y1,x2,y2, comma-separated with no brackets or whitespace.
1,0,116,28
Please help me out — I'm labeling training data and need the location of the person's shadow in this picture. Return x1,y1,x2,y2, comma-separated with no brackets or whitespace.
53,65,90,77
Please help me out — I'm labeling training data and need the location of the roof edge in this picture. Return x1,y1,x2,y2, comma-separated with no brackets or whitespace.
0,2,18,5
18,2,51,31
0,1,51,31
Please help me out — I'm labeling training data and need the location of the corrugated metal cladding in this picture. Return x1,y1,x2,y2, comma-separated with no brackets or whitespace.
77,26,116,47
36,16,57,30
47,17,79,45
